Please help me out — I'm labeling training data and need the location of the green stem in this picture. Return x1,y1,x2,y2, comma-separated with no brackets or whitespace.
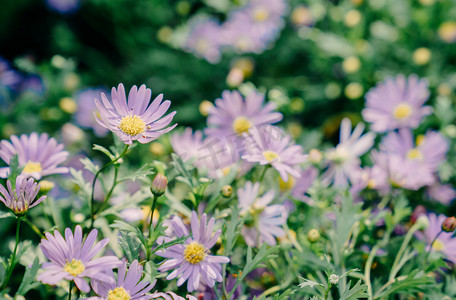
364,245,379,300
90,145,128,228
148,195,158,240
68,281,73,300
23,217,44,238
258,165,269,183
427,229,443,257
94,165,119,217
1,217,22,290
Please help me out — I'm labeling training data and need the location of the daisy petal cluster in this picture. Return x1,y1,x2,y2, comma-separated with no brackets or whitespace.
74,88,109,137
95,83,177,145
156,211,230,292
238,181,287,246
322,118,375,187
90,260,155,300
242,126,306,182
38,225,121,293
362,74,432,132
0,175,46,215
0,132,69,179
183,19,223,64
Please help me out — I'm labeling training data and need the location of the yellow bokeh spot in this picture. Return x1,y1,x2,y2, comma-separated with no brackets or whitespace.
342,56,361,74
438,21,456,43
279,175,295,191
23,161,42,174
438,84,452,96
118,115,146,136
344,10,362,27
291,6,313,26
413,48,431,65
232,117,252,135
59,97,78,114
407,148,423,161
107,287,131,300
393,103,412,120
199,100,213,117
63,259,85,277
253,7,269,22
149,142,165,156
432,239,445,251
344,82,364,99
184,242,207,264
263,150,279,162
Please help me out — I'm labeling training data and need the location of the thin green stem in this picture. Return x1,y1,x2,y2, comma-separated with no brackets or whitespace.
90,145,128,228
148,195,158,240
1,217,22,290
427,229,443,257
364,245,379,300
94,165,119,217
68,281,73,300
258,165,269,183
23,217,44,238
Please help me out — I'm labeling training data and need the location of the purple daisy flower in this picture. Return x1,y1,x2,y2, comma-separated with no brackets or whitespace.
279,167,318,205
362,74,432,132
321,118,375,187
205,90,282,146
90,260,155,299
381,129,448,173
184,19,224,64
221,18,271,54
242,126,306,182
415,213,456,263
238,181,287,247
0,132,69,179
150,291,197,300
170,128,205,163
95,83,177,145
156,211,230,292
38,225,121,293
0,175,46,215
74,88,109,137
427,182,456,205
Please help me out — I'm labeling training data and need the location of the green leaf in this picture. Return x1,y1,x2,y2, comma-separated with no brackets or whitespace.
339,280,368,300
0,258,6,287
117,164,155,182
298,278,324,289
118,231,142,262
80,157,100,175
171,153,194,188
7,154,22,183
240,244,279,282
151,235,188,255
93,144,116,160
16,257,40,296
223,205,242,256
0,212,14,219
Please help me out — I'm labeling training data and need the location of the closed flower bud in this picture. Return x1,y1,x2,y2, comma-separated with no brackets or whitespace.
329,274,339,285
221,185,233,198
416,215,429,230
307,229,320,242
442,216,456,233
39,180,55,193
151,173,167,196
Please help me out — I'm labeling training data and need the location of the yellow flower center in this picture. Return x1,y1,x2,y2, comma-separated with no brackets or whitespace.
63,259,85,277
367,179,376,189
118,115,146,136
407,148,423,161
107,287,131,300
184,242,207,264
253,7,269,22
279,176,295,191
23,161,42,174
263,150,279,162
432,239,445,251
416,134,425,146
393,103,412,120
232,117,252,135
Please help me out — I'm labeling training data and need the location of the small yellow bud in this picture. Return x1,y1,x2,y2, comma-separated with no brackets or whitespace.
59,97,78,114
151,173,167,196
344,82,364,100
199,100,214,117
342,56,361,74
442,216,456,233
291,6,313,27
39,180,55,193
307,229,320,242
412,48,431,65
221,185,233,198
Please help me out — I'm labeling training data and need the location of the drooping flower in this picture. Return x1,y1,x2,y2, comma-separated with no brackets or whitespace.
362,74,432,132
381,129,448,173
156,211,230,292
0,175,46,215
238,181,288,247
205,90,282,146
415,213,456,263
38,225,121,293
90,260,155,299
321,118,375,187
95,84,177,145
184,19,224,64
242,126,306,182
0,132,69,179
74,88,109,137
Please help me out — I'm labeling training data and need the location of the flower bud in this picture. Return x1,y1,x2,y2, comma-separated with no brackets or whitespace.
329,274,339,285
442,216,456,233
151,173,167,197
416,215,429,230
308,149,322,164
307,229,320,242
39,180,55,193
221,185,233,198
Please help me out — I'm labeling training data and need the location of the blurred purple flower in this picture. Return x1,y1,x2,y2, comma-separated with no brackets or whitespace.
95,84,177,145
238,181,287,246
279,167,318,205
45,0,80,14
170,128,205,163
0,132,69,179
184,19,223,63
38,225,121,293
90,260,155,299
362,74,432,132
156,211,230,292
0,57,22,89
427,182,456,205
242,126,306,182
415,213,456,263
222,18,271,54
322,118,375,187
0,175,46,215
74,88,109,137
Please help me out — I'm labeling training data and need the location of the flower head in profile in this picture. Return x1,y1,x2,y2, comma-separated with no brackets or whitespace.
321,118,375,187
90,260,155,300
205,90,282,145
242,126,306,182
95,84,177,145
184,18,223,64
362,74,432,132
156,211,230,292
0,132,69,179
74,88,109,137
415,213,456,264
38,225,121,293
238,181,287,247
0,175,46,215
